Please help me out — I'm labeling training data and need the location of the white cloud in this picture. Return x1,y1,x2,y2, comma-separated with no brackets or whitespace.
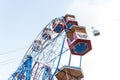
65,0,120,80
66,0,120,26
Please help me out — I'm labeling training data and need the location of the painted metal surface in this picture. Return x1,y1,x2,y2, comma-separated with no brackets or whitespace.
55,66,84,80
9,14,92,80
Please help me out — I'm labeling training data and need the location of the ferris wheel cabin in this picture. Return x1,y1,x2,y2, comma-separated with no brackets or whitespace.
64,14,78,29
52,18,66,33
64,14,92,56
42,28,52,40
55,66,84,80
66,25,92,56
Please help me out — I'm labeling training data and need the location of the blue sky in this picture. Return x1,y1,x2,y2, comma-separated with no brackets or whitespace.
0,0,120,80
0,0,72,80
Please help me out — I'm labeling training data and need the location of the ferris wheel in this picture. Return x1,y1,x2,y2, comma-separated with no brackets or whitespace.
8,14,93,80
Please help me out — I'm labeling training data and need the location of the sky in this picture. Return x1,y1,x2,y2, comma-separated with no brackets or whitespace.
66,0,120,80
0,0,120,80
